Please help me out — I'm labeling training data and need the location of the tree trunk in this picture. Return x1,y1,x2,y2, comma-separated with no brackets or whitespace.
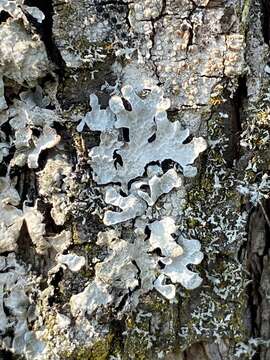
0,0,270,359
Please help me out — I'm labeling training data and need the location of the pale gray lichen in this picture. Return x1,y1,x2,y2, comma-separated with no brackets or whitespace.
237,173,270,206
77,93,115,132
0,177,23,253
56,253,86,272
161,235,204,290
0,175,71,255
0,0,44,24
70,280,113,317
22,203,50,255
0,253,45,358
149,218,203,296
56,313,71,330
0,76,7,111
8,88,61,168
103,168,184,224
0,141,9,163
89,85,207,188
70,227,155,316
103,186,147,225
27,126,61,169
47,230,72,254
71,85,205,312
0,20,49,86
71,217,203,312
153,274,176,300
37,153,73,226
130,168,182,206
148,217,183,257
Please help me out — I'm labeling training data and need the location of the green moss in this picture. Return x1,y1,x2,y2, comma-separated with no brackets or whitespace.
62,335,113,360
90,336,113,360
84,244,92,252
187,218,200,228
241,0,251,29
123,333,150,360
143,294,168,313
72,223,82,244
80,268,95,279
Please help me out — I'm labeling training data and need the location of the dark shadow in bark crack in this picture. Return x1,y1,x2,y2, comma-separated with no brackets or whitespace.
261,0,270,45
0,350,24,360
222,76,246,167
24,0,66,77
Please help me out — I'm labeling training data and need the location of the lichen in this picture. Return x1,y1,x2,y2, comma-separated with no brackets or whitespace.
0,253,45,358
0,19,49,86
89,85,207,187
8,88,61,168
71,85,206,321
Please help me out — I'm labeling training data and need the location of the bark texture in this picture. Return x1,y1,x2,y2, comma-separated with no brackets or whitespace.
0,0,269,359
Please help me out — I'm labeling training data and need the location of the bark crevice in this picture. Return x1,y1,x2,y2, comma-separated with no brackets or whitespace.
24,0,66,75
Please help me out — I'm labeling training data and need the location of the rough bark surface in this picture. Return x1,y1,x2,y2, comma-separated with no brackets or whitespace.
0,0,269,359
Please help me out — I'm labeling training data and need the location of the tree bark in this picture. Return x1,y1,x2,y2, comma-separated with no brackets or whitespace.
0,0,270,359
